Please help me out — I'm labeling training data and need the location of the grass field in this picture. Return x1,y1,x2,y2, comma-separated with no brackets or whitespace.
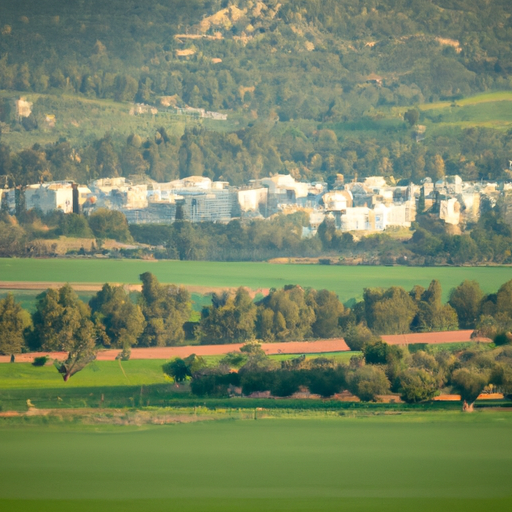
1,258,512,303
0,414,511,511
0,353,359,390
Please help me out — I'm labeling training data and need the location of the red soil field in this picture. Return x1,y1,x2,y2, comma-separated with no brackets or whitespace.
381,330,491,345
0,331,493,364
0,338,350,363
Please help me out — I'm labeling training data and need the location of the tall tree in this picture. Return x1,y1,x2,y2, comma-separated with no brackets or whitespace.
198,287,257,344
365,287,417,334
0,294,30,356
414,280,458,332
308,289,344,338
139,272,191,346
448,280,484,329
89,284,145,348
256,285,316,342
32,285,96,381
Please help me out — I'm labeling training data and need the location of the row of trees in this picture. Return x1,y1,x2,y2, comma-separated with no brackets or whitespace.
169,339,512,412
2,276,512,365
198,285,344,344
5,202,512,265
3,120,512,191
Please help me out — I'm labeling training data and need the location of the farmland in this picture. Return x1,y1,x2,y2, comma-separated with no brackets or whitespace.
1,258,512,304
0,414,511,512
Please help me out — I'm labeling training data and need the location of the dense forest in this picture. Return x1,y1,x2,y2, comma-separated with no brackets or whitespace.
1,0,511,114
0,1,512,185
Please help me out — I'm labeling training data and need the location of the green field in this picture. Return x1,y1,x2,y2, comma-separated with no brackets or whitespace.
0,414,511,512
0,353,359,391
1,259,512,303
0,360,170,390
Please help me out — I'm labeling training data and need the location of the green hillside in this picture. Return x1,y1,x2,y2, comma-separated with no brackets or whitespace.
1,1,512,186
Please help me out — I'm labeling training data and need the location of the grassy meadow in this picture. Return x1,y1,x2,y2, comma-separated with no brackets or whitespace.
1,258,512,304
0,352,358,391
0,414,511,512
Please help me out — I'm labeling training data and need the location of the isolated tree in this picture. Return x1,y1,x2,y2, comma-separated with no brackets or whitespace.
0,294,30,356
448,280,484,329
53,317,96,382
163,354,206,383
404,109,419,127
32,285,96,381
451,368,489,412
162,358,191,383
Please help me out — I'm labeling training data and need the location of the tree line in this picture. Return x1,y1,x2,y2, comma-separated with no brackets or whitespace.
2,121,512,190
5,195,512,266
3,274,512,362
166,339,512,412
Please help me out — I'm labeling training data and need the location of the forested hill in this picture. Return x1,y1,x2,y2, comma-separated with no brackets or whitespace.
1,0,512,185
1,0,511,114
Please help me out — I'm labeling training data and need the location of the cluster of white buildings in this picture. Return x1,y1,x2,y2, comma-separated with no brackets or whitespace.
2,172,512,236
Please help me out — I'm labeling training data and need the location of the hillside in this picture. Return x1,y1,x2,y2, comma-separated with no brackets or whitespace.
1,0,512,185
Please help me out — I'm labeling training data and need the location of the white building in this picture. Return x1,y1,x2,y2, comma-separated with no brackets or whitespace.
439,198,461,225
322,190,353,211
261,174,309,199
238,187,268,212
25,182,74,214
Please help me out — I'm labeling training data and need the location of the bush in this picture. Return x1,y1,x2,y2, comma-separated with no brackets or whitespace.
270,371,302,397
32,356,49,367
494,332,512,346
191,373,240,397
343,323,376,351
308,368,345,397
398,369,438,403
346,366,390,402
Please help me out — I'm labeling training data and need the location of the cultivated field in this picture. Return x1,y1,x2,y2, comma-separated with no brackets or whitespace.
0,414,511,512
1,259,511,303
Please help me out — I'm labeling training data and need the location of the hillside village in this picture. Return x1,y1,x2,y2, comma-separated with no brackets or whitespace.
2,171,512,237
